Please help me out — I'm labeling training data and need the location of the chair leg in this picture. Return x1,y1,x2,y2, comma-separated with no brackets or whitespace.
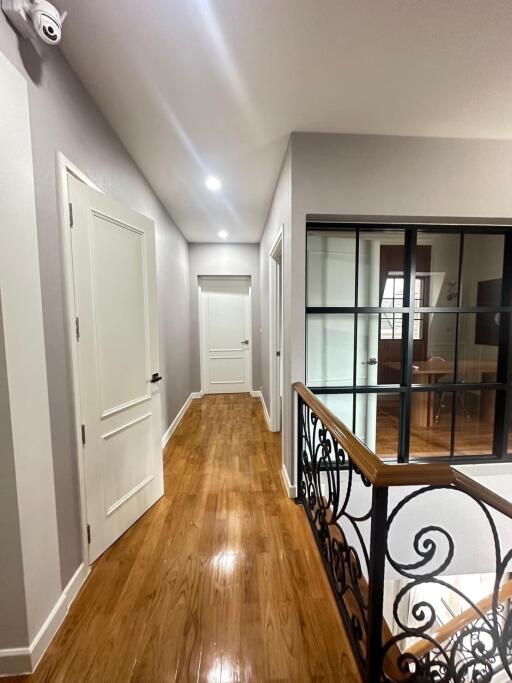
457,392,470,421
434,392,445,423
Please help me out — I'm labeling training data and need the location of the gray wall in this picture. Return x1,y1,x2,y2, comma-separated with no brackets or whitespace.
189,243,261,393
0,16,192,588
0,293,28,649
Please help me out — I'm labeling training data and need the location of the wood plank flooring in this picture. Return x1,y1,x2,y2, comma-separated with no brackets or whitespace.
12,394,360,683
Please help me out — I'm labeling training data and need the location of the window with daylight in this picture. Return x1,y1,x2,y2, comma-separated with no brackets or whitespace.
380,276,425,340
306,225,511,464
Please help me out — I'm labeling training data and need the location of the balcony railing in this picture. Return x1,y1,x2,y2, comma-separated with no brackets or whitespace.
295,382,512,683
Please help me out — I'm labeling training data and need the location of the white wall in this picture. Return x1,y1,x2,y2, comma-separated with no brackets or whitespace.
0,50,60,667
282,131,512,487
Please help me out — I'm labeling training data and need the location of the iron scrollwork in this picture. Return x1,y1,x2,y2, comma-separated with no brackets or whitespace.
296,391,512,682
297,396,373,672
382,486,512,682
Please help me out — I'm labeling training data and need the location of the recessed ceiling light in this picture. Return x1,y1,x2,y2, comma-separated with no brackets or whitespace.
205,175,222,192
218,230,228,239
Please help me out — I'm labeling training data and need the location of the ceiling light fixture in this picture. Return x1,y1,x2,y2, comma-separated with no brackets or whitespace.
218,230,228,239
205,175,222,192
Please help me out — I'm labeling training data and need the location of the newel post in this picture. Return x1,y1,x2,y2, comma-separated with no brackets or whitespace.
365,485,389,682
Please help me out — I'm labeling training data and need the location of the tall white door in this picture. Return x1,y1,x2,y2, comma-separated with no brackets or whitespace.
69,175,164,563
200,277,251,394
357,239,381,450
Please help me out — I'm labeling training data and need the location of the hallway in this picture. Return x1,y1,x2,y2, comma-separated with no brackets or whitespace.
14,394,359,683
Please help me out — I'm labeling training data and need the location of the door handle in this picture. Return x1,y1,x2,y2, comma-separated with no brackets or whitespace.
362,357,378,366
241,340,249,345
150,372,163,383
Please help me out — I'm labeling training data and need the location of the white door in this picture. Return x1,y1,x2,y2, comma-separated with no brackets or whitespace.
200,277,251,394
357,238,381,450
69,175,164,563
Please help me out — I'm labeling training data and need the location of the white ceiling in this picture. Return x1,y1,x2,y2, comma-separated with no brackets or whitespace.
56,1,512,243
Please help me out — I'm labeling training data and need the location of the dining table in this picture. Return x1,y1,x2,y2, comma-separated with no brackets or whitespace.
383,359,497,427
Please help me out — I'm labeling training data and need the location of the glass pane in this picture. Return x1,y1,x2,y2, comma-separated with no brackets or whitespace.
307,231,356,307
355,393,400,461
306,314,354,387
358,231,405,307
410,390,453,458
461,234,504,307
411,313,457,383
318,393,354,430
457,314,499,383
453,390,495,456
357,314,402,385
416,233,461,307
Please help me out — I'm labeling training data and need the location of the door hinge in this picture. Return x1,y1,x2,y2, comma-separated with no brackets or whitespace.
276,351,281,357
81,424,86,446
75,316,80,341
69,202,74,228
87,524,91,544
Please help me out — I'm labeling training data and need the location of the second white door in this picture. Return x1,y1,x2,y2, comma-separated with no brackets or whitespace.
200,277,252,394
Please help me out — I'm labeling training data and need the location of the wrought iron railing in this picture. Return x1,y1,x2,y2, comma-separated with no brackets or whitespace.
295,382,512,683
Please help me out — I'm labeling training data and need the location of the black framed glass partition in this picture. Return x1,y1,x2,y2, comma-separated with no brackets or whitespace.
306,224,512,463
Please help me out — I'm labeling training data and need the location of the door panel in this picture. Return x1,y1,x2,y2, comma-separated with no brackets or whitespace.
91,214,150,414
201,278,251,393
69,175,163,563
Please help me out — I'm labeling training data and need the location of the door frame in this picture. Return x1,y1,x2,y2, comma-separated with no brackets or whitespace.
269,228,284,432
198,275,253,395
56,151,102,568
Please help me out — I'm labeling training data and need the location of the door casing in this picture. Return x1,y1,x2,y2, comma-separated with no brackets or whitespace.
269,229,284,432
57,152,102,568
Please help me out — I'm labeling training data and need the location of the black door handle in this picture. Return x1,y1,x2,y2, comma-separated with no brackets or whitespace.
150,373,163,383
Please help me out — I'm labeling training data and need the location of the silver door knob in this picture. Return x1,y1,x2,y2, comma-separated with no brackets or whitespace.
241,340,249,345
362,357,377,366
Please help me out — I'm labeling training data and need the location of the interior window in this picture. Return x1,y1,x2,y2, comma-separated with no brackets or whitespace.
380,276,424,340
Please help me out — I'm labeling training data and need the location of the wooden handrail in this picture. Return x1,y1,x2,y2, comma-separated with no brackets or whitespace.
294,382,512,518
406,578,512,660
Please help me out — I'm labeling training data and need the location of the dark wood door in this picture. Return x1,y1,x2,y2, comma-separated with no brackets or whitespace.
378,245,431,383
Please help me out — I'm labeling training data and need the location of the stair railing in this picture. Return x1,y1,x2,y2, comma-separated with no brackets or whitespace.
295,382,512,683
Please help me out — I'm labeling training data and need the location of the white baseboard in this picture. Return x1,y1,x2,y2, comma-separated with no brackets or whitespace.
281,464,297,498
251,390,272,431
0,562,88,677
161,392,202,449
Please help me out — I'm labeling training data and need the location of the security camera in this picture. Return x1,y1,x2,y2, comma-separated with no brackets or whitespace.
28,0,66,44
2,0,67,46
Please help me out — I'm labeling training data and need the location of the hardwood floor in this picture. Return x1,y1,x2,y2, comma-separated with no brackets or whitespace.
374,395,496,459
12,394,360,683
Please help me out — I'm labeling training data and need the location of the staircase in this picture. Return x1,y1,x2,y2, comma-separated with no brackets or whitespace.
294,382,512,682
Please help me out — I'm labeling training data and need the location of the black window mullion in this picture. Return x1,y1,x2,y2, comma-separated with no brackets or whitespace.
493,232,512,458
352,227,360,433
449,232,464,458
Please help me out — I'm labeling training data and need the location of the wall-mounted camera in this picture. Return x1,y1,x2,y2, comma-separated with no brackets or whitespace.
2,0,67,46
